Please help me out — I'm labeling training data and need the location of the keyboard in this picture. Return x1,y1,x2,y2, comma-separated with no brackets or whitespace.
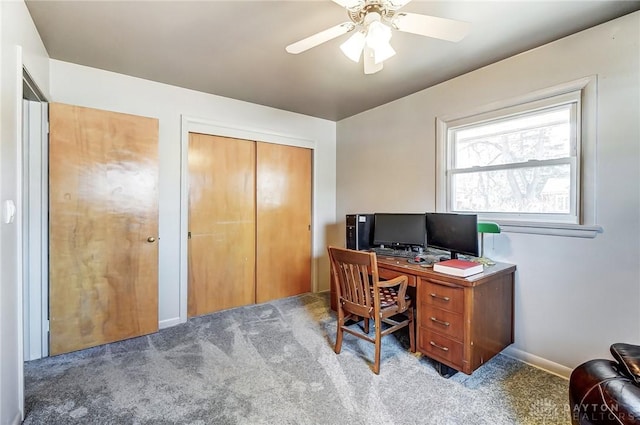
370,247,416,258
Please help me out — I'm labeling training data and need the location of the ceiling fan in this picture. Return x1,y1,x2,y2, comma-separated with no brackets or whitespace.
286,0,471,74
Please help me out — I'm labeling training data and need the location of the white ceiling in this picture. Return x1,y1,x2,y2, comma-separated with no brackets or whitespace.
25,0,640,121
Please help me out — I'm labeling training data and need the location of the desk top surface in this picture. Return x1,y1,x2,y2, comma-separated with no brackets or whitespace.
375,256,516,286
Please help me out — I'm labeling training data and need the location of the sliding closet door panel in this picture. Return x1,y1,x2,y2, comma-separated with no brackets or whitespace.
49,102,159,356
256,142,312,303
188,133,256,317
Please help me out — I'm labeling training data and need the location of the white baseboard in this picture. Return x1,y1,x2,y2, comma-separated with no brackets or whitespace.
159,317,184,329
11,411,22,425
502,346,573,379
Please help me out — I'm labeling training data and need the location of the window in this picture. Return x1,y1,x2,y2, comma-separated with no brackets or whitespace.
448,93,579,223
436,77,602,237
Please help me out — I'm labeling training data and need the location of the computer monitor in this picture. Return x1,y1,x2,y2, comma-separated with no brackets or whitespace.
426,213,479,259
373,213,427,247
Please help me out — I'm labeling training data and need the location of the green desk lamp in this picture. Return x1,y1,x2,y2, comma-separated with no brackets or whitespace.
477,222,501,264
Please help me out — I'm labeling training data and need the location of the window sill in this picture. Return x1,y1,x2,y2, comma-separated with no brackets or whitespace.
493,220,603,238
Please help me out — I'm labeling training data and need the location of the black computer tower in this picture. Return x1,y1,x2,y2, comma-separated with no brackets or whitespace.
346,214,375,250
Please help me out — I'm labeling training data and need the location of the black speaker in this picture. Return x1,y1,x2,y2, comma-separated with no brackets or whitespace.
346,214,374,251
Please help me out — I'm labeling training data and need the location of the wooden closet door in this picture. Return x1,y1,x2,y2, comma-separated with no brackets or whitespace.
187,134,256,317
49,103,159,355
256,142,312,303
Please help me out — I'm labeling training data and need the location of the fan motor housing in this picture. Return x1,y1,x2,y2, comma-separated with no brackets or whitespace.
347,1,398,26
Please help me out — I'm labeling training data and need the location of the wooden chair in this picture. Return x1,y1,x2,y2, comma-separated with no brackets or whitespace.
328,246,415,374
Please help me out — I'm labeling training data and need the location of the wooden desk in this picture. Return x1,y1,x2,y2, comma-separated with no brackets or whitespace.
330,256,515,375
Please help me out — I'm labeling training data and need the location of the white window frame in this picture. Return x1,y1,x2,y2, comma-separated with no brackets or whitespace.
436,77,603,238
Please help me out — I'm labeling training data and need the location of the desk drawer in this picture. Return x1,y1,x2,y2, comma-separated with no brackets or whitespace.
418,328,464,369
421,280,464,313
378,267,417,287
420,306,463,341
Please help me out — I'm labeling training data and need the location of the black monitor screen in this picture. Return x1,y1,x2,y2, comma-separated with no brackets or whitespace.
373,213,427,247
426,213,478,259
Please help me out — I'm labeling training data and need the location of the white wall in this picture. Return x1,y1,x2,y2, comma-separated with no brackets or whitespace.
337,12,640,375
49,60,337,326
0,1,49,424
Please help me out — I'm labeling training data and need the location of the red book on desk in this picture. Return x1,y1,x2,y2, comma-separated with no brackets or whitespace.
433,259,483,277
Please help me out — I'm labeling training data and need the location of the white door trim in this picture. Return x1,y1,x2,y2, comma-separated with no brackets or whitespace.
22,100,49,361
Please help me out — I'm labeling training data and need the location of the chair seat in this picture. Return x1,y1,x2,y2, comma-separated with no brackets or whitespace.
374,286,411,308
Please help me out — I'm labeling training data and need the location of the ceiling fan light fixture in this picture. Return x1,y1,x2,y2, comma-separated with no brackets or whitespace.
373,40,396,64
340,31,366,62
364,19,395,67
365,20,392,48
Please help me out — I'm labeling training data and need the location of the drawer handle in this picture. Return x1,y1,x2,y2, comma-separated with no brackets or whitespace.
430,317,450,327
430,341,450,352
430,293,450,302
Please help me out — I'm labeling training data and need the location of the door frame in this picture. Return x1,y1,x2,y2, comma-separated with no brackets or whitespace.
22,99,49,361
22,66,50,363
179,116,317,325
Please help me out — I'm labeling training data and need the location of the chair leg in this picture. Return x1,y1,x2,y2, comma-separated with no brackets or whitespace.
408,308,416,353
363,317,370,334
373,316,382,374
335,311,344,354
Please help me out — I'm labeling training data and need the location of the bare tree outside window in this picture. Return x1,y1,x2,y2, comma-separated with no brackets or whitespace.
447,102,578,220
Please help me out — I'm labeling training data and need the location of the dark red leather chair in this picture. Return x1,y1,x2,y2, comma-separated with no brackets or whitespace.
569,343,640,424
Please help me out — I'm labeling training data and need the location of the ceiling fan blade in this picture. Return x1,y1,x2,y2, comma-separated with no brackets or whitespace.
286,22,354,54
394,13,471,42
387,0,412,8
331,0,363,8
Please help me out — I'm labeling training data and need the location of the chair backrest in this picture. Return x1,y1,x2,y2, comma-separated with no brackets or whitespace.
328,246,381,317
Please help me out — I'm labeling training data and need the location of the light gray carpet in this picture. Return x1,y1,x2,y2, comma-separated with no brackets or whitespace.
24,292,571,424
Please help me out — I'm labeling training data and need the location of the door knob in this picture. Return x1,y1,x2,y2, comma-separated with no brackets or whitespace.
147,236,156,243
